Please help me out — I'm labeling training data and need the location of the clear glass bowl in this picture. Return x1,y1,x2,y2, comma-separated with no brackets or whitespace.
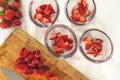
79,29,113,63
65,0,96,25
29,0,59,28
44,24,78,59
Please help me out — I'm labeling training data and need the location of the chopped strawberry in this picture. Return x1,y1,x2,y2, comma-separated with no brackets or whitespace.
67,38,73,44
24,53,34,63
85,9,90,17
4,9,15,21
41,18,51,24
95,38,103,44
24,68,34,75
71,16,79,22
28,62,36,68
85,43,93,50
16,64,28,72
93,43,102,50
81,0,87,8
63,41,69,48
54,37,64,48
64,44,73,51
34,13,43,20
78,7,86,15
62,35,68,42
79,16,86,22
12,18,21,27
39,4,47,10
36,6,43,13
0,20,10,28
19,49,30,58
87,49,95,54
34,50,41,58
15,10,22,18
55,47,64,54
49,32,61,40
11,1,20,9
44,4,55,15
15,58,25,65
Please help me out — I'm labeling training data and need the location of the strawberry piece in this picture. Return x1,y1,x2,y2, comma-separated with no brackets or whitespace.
36,6,43,13
34,13,43,20
4,4,11,10
87,49,95,54
24,68,34,75
39,4,47,10
62,35,68,42
54,37,64,48
85,9,90,17
41,18,51,24
20,49,30,58
67,38,73,44
63,41,69,48
24,53,34,63
95,38,103,44
11,1,20,9
4,9,15,21
16,64,28,72
37,58,44,67
64,44,73,51
85,43,93,50
12,18,21,27
44,4,55,15
78,7,86,15
15,58,25,65
34,50,41,58
36,65,49,76
80,16,86,22
55,47,64,54
81,0,87,8
50,32,61,40
15,10,22,18
71,16,79,22
28,62,36,68
0,20,10,28
93,43,102,50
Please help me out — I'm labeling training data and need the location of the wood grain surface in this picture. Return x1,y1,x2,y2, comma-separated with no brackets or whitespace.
0,28,88,80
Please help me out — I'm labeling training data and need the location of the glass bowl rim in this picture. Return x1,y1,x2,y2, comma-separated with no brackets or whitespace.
79,28,113,63
44,24,78,59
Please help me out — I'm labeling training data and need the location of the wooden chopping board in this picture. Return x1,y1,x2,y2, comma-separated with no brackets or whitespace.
0,28,88,80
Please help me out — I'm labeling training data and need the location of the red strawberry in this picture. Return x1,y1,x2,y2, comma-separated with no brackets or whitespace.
50,32,61,40
87,49,95,54
95,38,103,44
24,68,34,75
79,16,86,22
85,9,90,17
16,64,28,72
15,58,25,65
44,4,55,15
54,37,64,48
20,49,30,58
36,6,44,14
63,41,69,48
78,7,86,15
15,10,22,18
62,35,68,42
93,43,102,50
81,0,87,8
4,9,15,21
12,19,21,27
11,1,20,9
39,4,47,10
85,43,93,50
55,47,64,54
71,16,79,22
0,20,10,28
34,50,41,58
24,53,34,63
34,13,43,20
28,63,36,68
64,44,73,51
68,38,73,44
4,4,11,10
41,18,51,24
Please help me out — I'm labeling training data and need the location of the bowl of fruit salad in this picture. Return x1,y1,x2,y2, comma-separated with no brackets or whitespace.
65,0,96,25
79,29,113,63
45,24,78,59
29,0,59,28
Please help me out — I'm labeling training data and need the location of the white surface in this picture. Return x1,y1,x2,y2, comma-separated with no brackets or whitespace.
0,0,120,80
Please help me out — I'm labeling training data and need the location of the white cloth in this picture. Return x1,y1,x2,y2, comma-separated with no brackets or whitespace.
0,0,120,80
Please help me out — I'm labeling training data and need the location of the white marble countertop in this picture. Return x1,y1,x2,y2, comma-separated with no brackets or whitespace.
0,0,120,80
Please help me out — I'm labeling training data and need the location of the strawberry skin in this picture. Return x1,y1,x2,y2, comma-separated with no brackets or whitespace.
0,20,10,28
12,19,21,27
4,9,15,21
15,10,22,18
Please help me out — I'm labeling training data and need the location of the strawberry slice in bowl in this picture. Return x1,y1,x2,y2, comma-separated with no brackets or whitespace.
79,29,113,63
29,0,59,28
45,24,78,59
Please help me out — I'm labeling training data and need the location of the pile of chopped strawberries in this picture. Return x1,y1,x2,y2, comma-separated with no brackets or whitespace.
83,37,103,57
0,0,22,28
15,48,58,80
71,0,90,22
34,4,55,25
49,32,73,54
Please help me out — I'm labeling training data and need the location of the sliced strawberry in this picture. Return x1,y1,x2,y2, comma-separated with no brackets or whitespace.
49,32,61,40
28,62,36,68
95,38,103,44
37,58,44,67
81,0,87,8
71,15,79,22
0,20,10,28
16,64,28,72
49,4,55,13
12,18,21,27
79,16,86,22
85,43,93,50
85,9,90,17
34,13,43,20
11,1,20,9
54,37,64,48
34,50,41,58
15,58,25,65
78,7,86,15
36,6,43,13
24,53,34,63
20,49,30,58
64,44,73,51
67,38,73,44
93,43,102,50
41,18,51,24
62,35,68,42
24,68,34,75
87,49,95,54
55,47,64,54
4,9,15,21
44,4,51,15
39,4,47,10
15,10,22,18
